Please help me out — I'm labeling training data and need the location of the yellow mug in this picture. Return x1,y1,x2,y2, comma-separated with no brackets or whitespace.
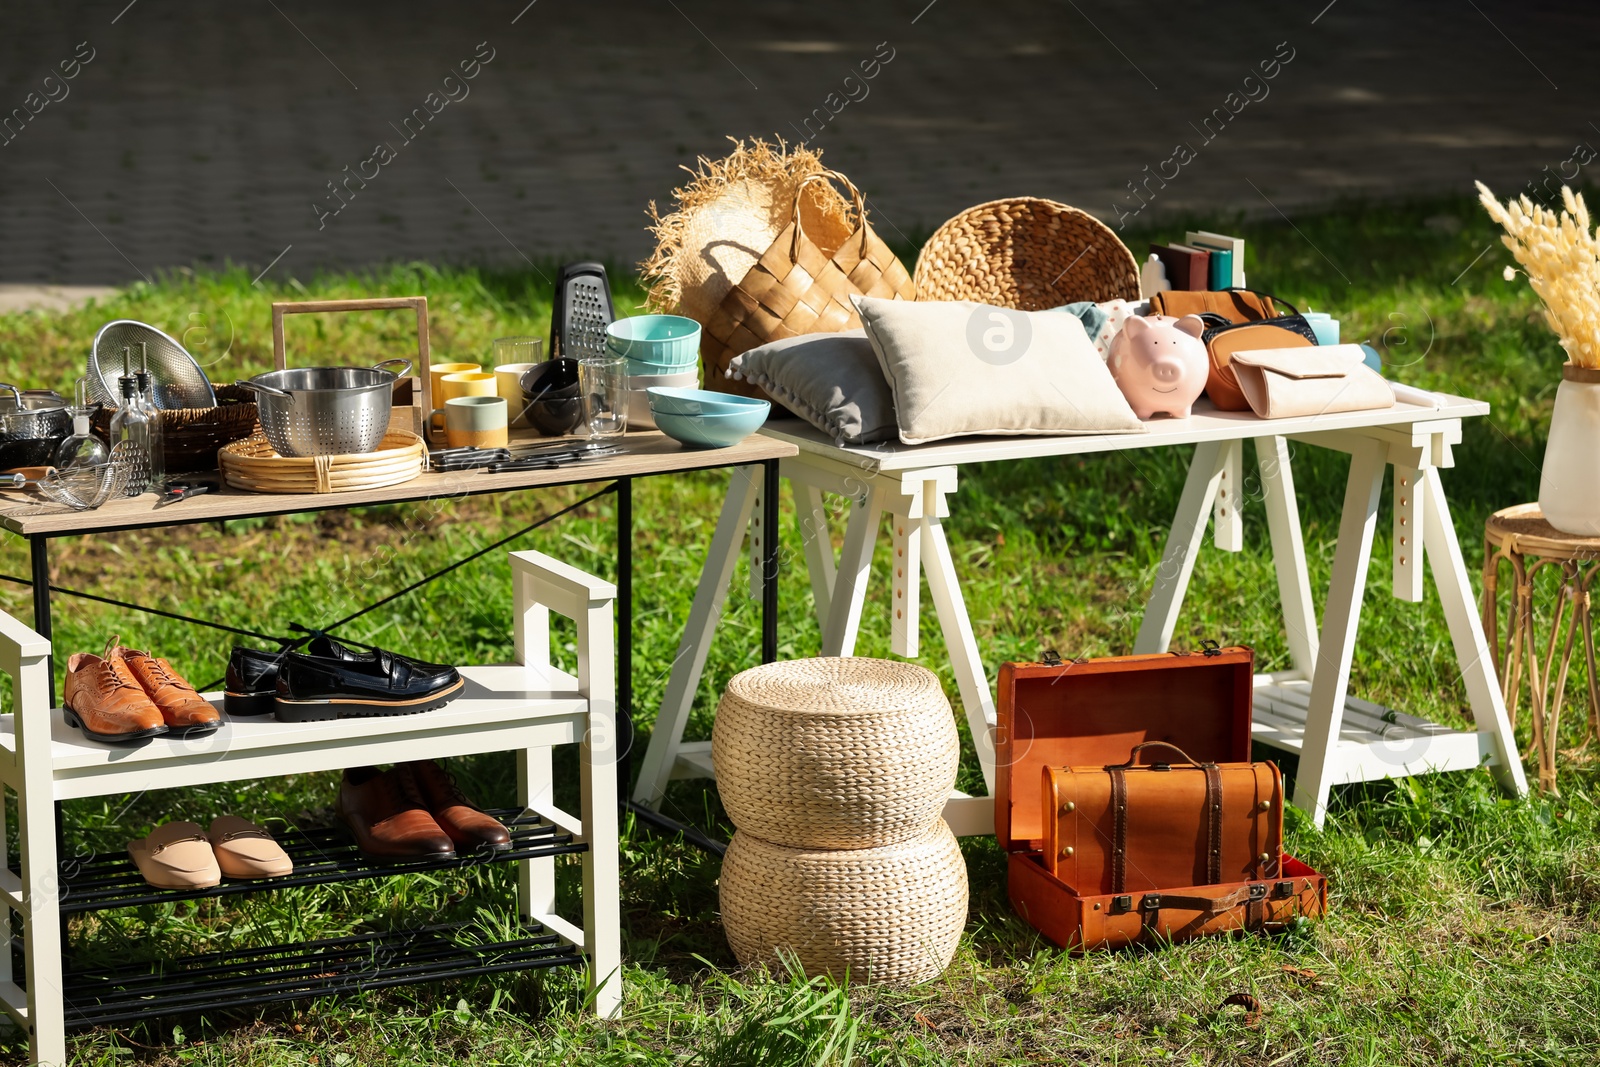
429,362,481,404
429,395,508,449
440,371,497,402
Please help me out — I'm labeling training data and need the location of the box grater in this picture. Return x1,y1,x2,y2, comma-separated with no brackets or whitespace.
550,262,616,361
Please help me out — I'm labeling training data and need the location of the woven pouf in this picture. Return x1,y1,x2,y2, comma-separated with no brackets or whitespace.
720,820,968,983
712,657,959,849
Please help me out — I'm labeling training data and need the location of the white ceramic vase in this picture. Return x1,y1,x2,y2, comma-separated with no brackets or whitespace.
1539,364,1600,535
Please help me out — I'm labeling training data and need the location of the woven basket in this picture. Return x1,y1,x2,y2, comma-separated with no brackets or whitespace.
700,171,916,402
712,657,958,849
720,821,968,984
219,430,424,494
912,197,1140,310
91,384,260,473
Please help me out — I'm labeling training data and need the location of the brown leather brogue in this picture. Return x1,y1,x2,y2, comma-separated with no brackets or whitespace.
398,760,512,853
336,766,455,860
63,639,168,744
123,647,221,736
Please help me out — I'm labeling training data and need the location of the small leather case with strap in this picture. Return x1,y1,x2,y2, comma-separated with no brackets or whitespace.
1042,741,1284,895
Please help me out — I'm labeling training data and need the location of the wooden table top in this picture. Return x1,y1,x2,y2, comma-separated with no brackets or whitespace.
0,430,796,537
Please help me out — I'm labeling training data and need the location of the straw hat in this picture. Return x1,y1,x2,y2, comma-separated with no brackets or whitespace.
641,138,855,325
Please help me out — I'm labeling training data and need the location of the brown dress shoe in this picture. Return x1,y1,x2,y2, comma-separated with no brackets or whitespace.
398,760,512,853
123,647,221,736
63,638,168,744
336,766,455,860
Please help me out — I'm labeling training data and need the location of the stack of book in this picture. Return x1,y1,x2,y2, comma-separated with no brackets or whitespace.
1149,231,1245,292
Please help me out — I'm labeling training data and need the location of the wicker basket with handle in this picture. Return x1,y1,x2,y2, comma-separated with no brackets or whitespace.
711,657,959,849
91,383,260,474
719,820,968,984
912,197,1140,309
701,171,915,401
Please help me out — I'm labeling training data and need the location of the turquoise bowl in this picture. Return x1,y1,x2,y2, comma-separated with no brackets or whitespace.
645,386,768,417
652,406,771,449
606,314,701,368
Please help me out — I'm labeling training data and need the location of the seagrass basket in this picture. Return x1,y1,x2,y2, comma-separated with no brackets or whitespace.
912,197,1140,309
219,429,424,494
91,383,260,473
719,820,968,984
711,657,958,849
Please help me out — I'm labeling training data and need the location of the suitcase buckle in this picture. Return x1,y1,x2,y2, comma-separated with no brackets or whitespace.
1201,639,1222,657
1042,650,1063,666
1273,880,1295,899
1139,893,1162,912
1248,883,1268,902
1111,894,1133,914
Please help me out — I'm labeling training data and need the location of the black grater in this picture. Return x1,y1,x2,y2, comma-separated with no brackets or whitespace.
550,262,616,361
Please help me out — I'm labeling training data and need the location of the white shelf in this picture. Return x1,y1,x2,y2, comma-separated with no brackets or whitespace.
1252,677,1499,786
0,662,589,801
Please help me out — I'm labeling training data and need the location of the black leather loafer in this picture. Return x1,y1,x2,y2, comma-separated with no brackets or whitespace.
224,646,286,716
229,635,455,717
274,649,463,722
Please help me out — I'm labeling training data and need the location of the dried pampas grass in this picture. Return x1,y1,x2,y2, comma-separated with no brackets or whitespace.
1478,180,1600,368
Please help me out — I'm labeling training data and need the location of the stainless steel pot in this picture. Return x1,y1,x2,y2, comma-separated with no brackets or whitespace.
0,384,72,442
236,359,410,457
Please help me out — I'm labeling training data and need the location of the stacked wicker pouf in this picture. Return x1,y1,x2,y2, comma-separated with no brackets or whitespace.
713,657,968,983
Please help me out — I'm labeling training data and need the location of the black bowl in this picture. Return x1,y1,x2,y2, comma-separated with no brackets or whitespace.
520,358,584,435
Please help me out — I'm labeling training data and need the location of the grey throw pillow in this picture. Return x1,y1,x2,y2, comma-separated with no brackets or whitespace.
725,330,898,444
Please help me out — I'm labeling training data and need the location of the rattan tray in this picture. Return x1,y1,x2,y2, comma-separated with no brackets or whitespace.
219,430,425,494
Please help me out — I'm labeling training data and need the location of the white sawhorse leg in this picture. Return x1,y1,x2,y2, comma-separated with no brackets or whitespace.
1134,440,1236,654
632,466,762,809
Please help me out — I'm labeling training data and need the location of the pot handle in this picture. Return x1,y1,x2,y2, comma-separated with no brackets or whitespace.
0,382,21,408
235,379,294,401
371,358,413,378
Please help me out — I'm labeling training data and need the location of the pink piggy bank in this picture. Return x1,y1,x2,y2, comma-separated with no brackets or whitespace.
1107,314,1209,419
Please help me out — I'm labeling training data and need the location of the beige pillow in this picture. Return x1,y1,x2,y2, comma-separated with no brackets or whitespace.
852,296,1145,445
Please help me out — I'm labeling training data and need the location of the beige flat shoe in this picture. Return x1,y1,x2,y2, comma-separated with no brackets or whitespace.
127,821,221,890
208,816,293,880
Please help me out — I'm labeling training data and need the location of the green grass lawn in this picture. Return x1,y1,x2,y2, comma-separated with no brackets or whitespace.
0,190,1597,1066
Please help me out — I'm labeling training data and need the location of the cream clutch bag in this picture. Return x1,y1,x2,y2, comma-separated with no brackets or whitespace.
1229,345,1395,420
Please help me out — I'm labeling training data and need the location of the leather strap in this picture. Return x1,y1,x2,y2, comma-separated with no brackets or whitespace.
1138,884,1269,941
1109,765,1128,895
1204,762,1223,885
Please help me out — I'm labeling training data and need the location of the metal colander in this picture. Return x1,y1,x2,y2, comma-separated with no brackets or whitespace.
237,359,410,457
89,320,216,410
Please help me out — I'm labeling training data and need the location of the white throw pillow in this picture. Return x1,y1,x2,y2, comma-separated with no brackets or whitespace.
852,295,1146,445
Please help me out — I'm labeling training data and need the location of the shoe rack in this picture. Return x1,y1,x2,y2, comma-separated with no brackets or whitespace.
0,549,622,1066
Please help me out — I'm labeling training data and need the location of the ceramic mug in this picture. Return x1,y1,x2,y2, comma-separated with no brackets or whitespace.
495,362,540,428
440,371,497,403
428,362,481,405
429,395,508,449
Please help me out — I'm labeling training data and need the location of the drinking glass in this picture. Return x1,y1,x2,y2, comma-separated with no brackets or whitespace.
579,355,627,440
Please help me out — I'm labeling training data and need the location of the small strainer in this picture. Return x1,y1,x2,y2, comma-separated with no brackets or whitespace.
89,320,217,411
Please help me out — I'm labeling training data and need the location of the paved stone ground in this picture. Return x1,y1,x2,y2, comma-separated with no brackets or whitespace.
0,0,1595,286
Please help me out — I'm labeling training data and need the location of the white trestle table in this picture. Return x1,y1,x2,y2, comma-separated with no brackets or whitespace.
635,393,1528,831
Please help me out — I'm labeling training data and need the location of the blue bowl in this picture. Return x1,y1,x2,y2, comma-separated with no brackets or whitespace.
653,406,771,449
606,314,701,368
624,355,696,376
646,386,768,417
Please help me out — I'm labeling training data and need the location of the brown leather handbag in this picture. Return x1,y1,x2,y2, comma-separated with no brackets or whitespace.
1148,288,1284,322
1150,289,1321,411
1042,741,1284,894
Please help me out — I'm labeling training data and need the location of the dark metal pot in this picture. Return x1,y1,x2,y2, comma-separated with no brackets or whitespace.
0,385,72,442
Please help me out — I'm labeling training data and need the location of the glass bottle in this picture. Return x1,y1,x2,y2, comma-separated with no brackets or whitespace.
108,373,156,495
52,377,110,471
133,365,165,489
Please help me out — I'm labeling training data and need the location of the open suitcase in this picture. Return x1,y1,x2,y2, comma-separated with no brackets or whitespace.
997,645,1328,950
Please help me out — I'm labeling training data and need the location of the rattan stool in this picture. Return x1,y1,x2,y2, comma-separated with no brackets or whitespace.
719,820,968,984
1482,503,1600,793
711,657,959,849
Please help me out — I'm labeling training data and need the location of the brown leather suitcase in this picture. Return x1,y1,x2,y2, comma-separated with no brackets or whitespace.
1042,741,1283,893
997,646,1328,951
